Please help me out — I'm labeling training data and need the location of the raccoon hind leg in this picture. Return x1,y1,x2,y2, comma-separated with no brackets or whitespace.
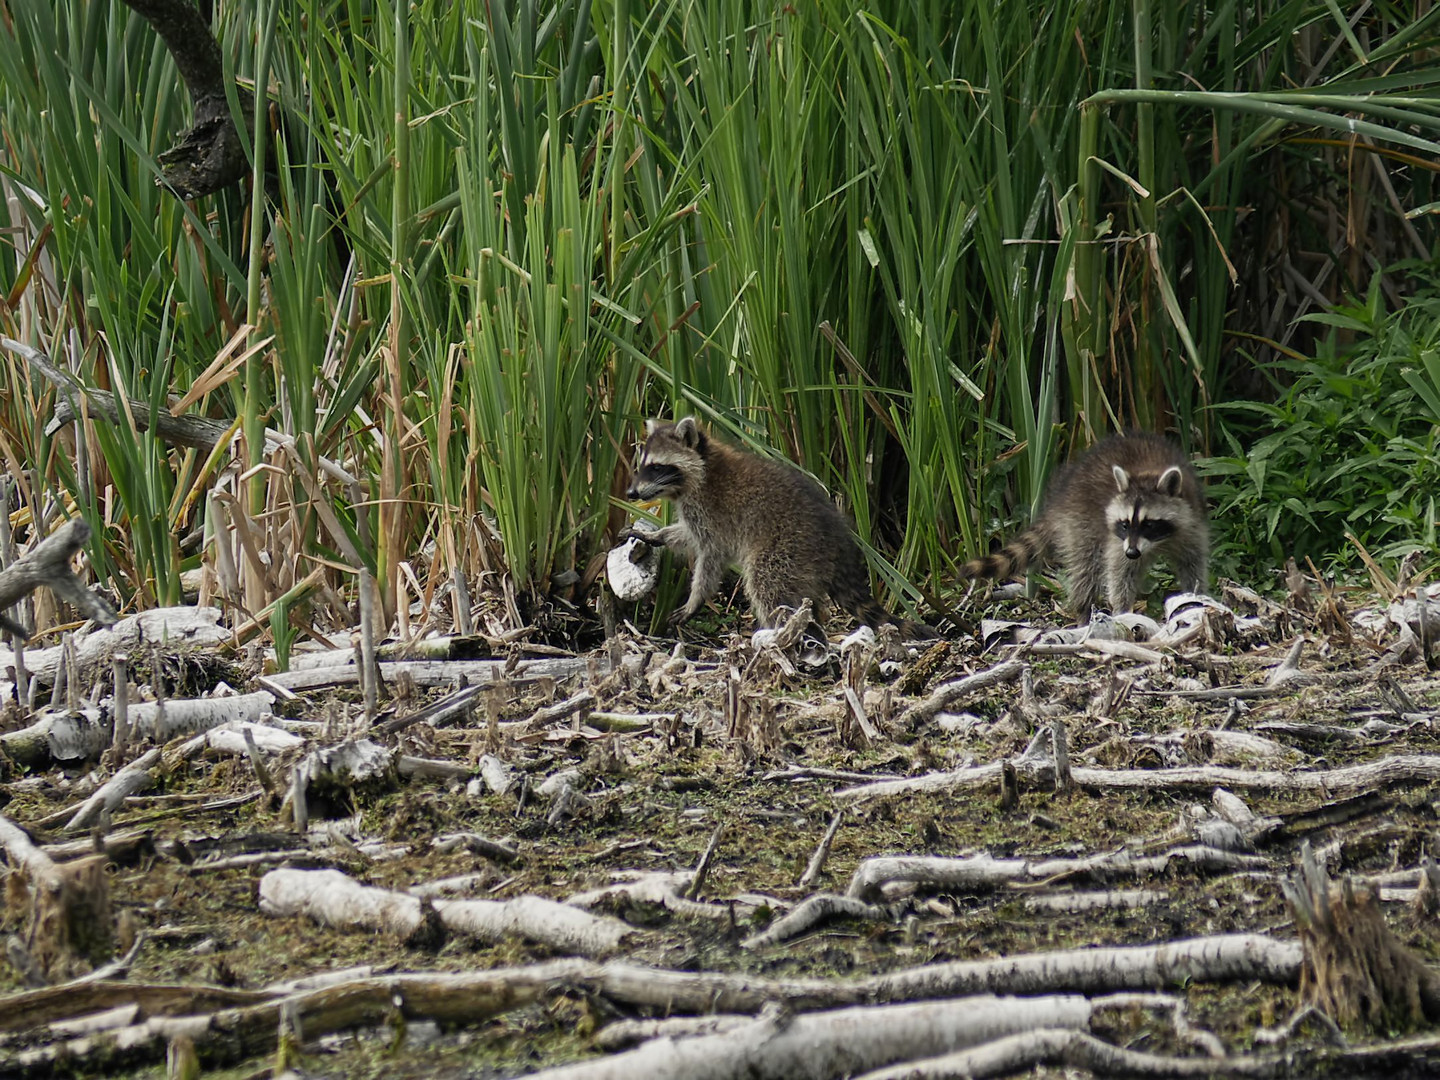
674,552,726,625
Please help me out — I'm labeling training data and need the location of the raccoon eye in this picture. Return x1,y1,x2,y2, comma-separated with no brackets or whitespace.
643,464,683,488
1139,520,1175,541
1113,521,1129,539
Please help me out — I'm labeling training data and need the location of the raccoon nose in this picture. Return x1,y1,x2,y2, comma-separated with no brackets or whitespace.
1125,546,1141,560
625,482,641,500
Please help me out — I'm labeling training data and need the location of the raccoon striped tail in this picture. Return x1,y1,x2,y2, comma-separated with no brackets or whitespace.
851,599,940,640
961,527,1049,582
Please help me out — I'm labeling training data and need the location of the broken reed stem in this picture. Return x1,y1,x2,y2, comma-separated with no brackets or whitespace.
64,633,78,713
243,726,277,800
358,565,378,726
686,824,725,901
452,566,473,636
0,480,28,701
49,634,68,711
1051,719,1072,793
290,761,309,834
111,653,130,760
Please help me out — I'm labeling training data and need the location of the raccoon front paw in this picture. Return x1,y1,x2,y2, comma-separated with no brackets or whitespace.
621,527,665,547
667,607,692,629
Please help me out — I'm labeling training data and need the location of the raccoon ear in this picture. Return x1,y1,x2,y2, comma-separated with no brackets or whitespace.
1158,465,1183,496
674,416,701,447
1112,465,1131,493
644,419,660,438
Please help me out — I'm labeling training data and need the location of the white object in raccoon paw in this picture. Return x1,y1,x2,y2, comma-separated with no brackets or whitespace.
607,523,660,601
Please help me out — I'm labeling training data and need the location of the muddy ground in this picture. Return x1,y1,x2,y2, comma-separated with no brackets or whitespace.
3,580,1440,1078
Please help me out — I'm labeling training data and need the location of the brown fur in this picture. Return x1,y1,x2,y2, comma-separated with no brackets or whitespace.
625,417,935,637
961,433,1209,622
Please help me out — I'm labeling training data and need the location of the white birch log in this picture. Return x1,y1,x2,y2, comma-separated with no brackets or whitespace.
836,753,1440,803
258,868,429,938
595,1015,750,1051
0,813,61,884
851,1028,1288,1080
119,691,275,741
201,721,304,756
260,869,636,956
0,709,109,768
263,656,598,691
857,933,1301,1000
740,893,885,949
846,848,1270,902
435,895,634,958
509,994,1094,1080
0,607,228,685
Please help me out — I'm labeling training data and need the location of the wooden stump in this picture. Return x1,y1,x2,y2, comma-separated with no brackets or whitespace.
29,854,114,979
1284,842,1440,1034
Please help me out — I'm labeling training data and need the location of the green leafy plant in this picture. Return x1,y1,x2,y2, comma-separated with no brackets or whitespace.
1204,273,1440,577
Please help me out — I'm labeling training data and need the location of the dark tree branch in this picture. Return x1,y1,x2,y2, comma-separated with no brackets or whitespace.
120,0,253,200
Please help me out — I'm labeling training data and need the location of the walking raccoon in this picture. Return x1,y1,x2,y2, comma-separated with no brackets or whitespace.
624,417,935,637
961,433,1209,622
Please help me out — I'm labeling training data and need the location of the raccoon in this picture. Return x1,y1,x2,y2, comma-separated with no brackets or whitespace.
623,417,935,637
961,433,1209,622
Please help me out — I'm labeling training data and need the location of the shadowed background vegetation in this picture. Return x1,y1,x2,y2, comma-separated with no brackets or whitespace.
0,0,1437,647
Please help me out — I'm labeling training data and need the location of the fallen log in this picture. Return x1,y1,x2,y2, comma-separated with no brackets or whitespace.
509,994,1095,1080
845,847,1270,902
0,607,229,687
258,868,636,958
836,753,1440,803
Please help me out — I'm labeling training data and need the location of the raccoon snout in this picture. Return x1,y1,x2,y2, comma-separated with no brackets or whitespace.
1125,546,1141,560
625,481,641,500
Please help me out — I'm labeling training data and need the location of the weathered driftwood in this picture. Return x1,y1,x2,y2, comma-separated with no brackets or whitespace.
0,961,586,1077
434,895,634,958
263,655,598,691
524,688,597,729
0,932,1310,1075
397,755,472,781
894,659,1024,727
851,1027,1287,1080
512,995,1096,1080
375,682,485,735
798,809,845,889
0,709,109,769
121,691,275,742
431,833,520,864
64,747,164,832
0,607,228,688
845,848,1270,903
193,721,304,758
0,519,115,636
258,868,635,957
741,893,886,949
836,753,1440,803
568,871,767,922
595,1015,751,1051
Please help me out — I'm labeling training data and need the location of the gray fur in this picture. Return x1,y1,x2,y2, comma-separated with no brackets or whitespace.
624,418,934,636
962,433,1208,623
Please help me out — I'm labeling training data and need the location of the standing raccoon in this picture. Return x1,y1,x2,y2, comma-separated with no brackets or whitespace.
961,433,1209,622
624,417,934,637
